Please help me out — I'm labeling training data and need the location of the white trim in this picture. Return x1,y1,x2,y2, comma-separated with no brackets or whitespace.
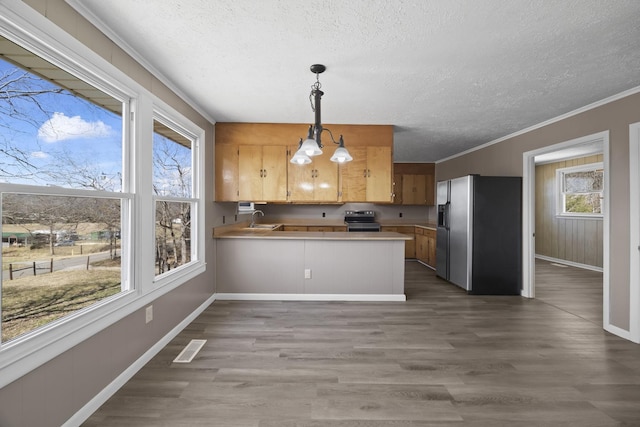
629,122,640,344
64,0,216,125
535,254,603,273
437,87,640,164
62,294,216,427
215,293,407,302
523,131,613,337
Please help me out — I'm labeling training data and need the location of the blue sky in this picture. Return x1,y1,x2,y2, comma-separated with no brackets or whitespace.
0,58,123,189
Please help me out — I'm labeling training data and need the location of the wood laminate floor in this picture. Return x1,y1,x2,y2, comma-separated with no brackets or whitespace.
83,261,640,426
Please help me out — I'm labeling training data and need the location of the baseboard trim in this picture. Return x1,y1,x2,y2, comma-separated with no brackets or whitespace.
215,293,407,302
63,294,217,427
535,254,603,272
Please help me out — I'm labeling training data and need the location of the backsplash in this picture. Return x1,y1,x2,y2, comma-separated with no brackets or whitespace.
213,202,435,227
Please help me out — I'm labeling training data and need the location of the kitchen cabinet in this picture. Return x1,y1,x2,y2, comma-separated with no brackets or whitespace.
415,227,436,267
402,174,427,205
341,146,393,203
215,123,393,204
215,144,239,201
393,173,403,204
238,145,288,202
288,146,339,202
393,163,435,205
283,226,308,231
382,226,415,258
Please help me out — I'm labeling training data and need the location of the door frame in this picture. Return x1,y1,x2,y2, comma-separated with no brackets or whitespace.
522,131,611,329
629,122,640,343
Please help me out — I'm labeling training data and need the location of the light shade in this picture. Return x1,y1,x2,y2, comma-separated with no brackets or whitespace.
299,137,322,157
329,136,353,163
290,149,312,164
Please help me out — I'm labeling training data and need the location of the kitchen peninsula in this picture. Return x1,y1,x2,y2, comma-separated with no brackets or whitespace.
214,226,411,301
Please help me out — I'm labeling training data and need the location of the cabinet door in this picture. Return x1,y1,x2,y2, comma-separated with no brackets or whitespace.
425,171,435,205
312,151,339,201
261,145,287,201
426,229,437,267
238,145,263,201
366,146,392,202
340,147,367,202
288,145,315,202
416,234,428,263
402,174,416,204
393,173,403,205
413,174,427,205
215,144,238,201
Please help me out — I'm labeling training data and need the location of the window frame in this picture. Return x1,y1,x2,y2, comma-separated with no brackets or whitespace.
556,162,604,218
0,2,206,389
151,108,204,284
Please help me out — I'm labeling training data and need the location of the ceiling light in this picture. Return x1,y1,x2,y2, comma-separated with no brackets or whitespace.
290,64,352,164
291,138,312,164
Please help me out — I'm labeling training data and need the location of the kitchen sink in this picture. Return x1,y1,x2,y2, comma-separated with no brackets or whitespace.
242,224,281,230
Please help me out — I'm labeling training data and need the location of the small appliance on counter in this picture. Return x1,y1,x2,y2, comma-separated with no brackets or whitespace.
344,210,381,232
436,175,522,295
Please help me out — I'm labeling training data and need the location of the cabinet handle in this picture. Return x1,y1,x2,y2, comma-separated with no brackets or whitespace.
367,169,371,177
260,169,263,177
363,169,367,178
263,169,267,177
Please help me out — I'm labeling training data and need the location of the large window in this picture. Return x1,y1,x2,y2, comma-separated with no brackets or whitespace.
0,35,130,342
556,162,604,216
0,7,205,386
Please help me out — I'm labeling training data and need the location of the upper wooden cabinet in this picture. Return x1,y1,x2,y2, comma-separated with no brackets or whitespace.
215,143,239,201
341,146,393,203
215,123,393,203
288,145,339,202
238,145,288,202
393,163,436,205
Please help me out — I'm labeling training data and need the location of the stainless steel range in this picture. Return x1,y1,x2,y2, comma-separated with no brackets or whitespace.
344,210,381,232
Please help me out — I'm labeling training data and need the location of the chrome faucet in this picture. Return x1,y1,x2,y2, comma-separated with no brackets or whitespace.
250,210,264,227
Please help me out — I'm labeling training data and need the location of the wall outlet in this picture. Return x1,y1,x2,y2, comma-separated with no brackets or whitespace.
145,305,153,323
304,269,312,279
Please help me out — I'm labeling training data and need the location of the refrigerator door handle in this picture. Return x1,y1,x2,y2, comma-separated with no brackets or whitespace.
444,202,451,230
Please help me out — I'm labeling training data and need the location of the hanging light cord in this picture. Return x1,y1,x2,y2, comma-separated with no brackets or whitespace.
309,73,322,112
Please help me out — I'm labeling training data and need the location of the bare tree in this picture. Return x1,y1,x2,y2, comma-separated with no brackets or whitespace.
153,134,191,273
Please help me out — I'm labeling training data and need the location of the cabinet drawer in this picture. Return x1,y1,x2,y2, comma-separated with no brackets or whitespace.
283,226,307,231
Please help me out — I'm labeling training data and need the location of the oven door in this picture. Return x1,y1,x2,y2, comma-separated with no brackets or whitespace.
346,222,381,232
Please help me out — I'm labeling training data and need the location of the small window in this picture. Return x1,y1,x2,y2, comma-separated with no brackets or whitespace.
556,162,603,216
152,118,196,277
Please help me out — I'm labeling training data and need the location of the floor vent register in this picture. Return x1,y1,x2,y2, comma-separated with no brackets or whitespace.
173,339,207,363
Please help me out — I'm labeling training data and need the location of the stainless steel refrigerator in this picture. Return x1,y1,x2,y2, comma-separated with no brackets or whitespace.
436,175,522,295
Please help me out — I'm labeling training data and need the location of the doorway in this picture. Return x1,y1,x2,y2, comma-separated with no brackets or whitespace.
522,131,610,328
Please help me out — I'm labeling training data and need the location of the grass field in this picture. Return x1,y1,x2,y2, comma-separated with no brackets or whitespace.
2,268,121,342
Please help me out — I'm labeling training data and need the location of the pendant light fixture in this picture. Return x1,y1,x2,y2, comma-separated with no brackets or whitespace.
291,64,353,164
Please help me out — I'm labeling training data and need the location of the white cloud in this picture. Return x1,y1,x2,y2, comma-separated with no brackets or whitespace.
31,151,49,158
37,112,112,143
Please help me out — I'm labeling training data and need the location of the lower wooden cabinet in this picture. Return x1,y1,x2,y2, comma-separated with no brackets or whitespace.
415,227,436,267
382,226,415,258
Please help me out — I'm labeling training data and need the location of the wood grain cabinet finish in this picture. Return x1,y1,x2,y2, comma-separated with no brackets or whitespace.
382,226,416,258
415,227,436,267
238,145,288,202
215,123,393,203
393,163,436,206
288,146,339,202
215,144,239,201
341,146,393,203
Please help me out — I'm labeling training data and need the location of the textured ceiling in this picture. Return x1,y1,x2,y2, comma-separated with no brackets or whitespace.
68,0,640,162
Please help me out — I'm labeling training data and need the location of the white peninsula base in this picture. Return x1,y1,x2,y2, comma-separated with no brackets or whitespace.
215,235,407,301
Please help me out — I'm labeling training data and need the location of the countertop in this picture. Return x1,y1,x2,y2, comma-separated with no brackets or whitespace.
213,218,436,238
215,229,413,240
